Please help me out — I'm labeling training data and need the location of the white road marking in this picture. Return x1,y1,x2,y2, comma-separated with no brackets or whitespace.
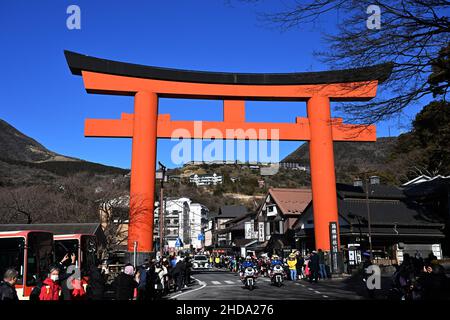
314,291,321,294
170,277,207,300
211,281,221,285
308,288,314,291
225,281,235,284
322,295,329,298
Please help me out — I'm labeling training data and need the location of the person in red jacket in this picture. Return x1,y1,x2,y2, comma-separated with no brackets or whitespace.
39,265,61,301
70,275,88,300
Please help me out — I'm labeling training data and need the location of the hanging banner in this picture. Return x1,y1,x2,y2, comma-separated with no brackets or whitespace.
245,222,253,239
258,222,265,242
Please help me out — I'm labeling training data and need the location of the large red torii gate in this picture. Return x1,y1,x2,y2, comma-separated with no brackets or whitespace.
65,51,392,261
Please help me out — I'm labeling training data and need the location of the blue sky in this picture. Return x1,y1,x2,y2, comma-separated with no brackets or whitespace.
0,1,425,169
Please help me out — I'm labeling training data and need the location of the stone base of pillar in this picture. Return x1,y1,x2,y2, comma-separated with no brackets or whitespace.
325,251,345,275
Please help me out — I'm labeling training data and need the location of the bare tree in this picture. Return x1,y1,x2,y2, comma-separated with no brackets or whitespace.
0,172,131,254
237,0,449,124
0,186,46,224
98,196,130,255
85,174,132,255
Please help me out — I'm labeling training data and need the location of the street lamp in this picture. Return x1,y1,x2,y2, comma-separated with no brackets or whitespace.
157,161,167,259
357,171,376,260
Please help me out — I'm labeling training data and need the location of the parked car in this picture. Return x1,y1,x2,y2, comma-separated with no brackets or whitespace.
192,255,210,270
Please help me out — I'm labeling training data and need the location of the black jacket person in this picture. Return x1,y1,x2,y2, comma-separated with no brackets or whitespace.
86,264,105,300
0,269,19,301
172,259,186,292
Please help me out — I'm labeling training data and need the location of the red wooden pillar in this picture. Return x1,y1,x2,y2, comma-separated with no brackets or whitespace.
128,91,158,254
307,95,340,251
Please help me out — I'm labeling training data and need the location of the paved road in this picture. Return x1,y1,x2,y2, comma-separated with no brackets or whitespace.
168,269,368,300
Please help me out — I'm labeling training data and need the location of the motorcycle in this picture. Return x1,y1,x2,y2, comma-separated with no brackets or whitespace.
242,267,257,290
270,265,284,287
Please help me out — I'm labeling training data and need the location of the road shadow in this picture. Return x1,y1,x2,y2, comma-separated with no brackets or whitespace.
192,269,232,275
338,273,393,300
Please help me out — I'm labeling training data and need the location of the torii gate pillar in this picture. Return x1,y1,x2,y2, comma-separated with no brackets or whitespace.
128,91,158,256
307,95,340,250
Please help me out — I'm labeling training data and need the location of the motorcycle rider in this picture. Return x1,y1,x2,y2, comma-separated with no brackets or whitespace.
241,256,255,270
240,256,256,277
270,255,283,268
269,255,283,281
240,256,257,288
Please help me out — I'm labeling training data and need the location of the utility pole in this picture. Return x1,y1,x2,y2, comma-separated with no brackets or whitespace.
158,161,167,259
365,175,373,260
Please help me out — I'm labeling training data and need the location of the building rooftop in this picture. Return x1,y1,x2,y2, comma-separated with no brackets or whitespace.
337,183,405,200
268,188,312,215
402,175,450,187
218,205,248,218
293,182,445,232
339,198,444,227
403,176,450,198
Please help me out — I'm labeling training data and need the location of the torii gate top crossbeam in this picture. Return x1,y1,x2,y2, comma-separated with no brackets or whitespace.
65,50,392,100
65,51,392,86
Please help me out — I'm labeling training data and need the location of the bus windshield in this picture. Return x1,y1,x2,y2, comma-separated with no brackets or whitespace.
0,237,25,285
55,239,78,264
55,236,97,273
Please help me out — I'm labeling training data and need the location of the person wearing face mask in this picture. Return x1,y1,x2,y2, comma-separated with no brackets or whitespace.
39,265,61,301
0,269,19,301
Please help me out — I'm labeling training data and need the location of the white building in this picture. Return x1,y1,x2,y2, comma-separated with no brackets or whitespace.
189,203,209,249
155,197,209,251
189,173,223,186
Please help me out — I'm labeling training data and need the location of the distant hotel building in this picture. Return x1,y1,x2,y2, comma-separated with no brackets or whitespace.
189,173,223,186
184,160,274,167
279,162,309,171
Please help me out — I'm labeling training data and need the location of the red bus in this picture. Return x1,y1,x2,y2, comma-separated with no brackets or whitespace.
0,230,54,299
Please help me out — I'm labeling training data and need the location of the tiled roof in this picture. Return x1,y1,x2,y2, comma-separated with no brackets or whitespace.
295,226,445,238
339,198,444,227
340,226,445,237
219,205,247,218
403,176,450,198
337,183,405,200
294,194,445,231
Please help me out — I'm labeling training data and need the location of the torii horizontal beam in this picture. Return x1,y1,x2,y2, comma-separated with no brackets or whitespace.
84,109,376,141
